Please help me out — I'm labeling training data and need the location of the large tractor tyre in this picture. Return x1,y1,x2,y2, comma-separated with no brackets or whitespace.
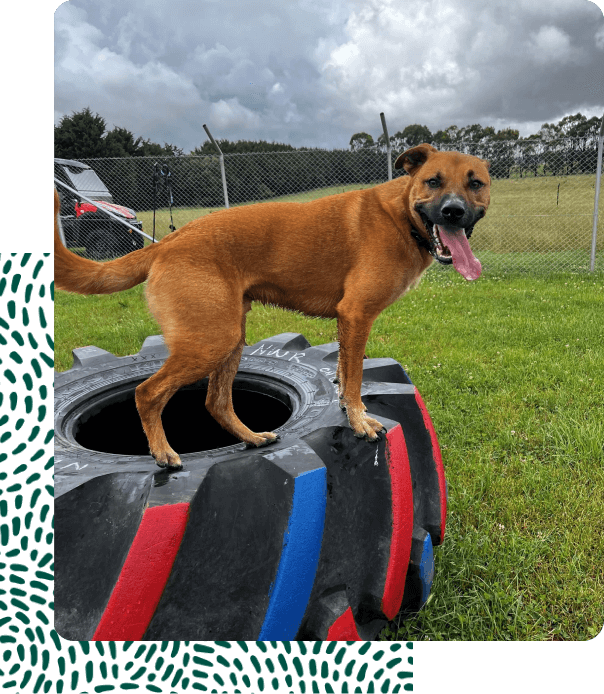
55,332,447,641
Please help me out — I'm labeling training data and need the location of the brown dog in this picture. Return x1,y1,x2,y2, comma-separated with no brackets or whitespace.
55,143,490,469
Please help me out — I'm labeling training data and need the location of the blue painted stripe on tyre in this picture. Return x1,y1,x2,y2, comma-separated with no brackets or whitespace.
258,466,327,640
419,532,435,606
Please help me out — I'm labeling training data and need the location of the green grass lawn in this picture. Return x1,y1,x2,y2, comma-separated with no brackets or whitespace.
55,268,604,641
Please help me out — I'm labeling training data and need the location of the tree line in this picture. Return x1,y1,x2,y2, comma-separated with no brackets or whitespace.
348,114,601,152
54,108,602,211
56,107,602,160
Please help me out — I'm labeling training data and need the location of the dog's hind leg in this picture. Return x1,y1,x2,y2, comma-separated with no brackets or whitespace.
136,291,279,467
136,274,256,468
134,362,189,469
205,298,279,447
135,334,240,468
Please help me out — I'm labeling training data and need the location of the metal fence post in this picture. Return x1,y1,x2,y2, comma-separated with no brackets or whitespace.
203,124,230,209
380,112,392,181
590,113,604,272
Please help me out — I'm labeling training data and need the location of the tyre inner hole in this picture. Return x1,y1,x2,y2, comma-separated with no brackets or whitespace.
71,377,294,456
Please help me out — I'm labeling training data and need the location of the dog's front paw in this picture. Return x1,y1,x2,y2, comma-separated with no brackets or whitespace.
354,421,386,442
245,432,281,449
153,448,182,470
348,411,385,442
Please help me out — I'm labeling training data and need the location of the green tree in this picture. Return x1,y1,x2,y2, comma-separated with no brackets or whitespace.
135,139,183,157
456,124,492,143
388,131,408,153
525,122,560,142
103,126,142,157
493,128,519,141
54,107,183,160
376,133,388,150
191,139,296,155
433,125,460,145
400,124,433,147
54,107,108,159
557,113,601,138
349,132,375,151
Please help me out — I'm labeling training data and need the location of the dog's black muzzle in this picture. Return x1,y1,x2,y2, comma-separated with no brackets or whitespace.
413,195,486,264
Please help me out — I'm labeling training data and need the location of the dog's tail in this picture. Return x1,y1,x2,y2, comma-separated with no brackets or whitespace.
54,188,157,295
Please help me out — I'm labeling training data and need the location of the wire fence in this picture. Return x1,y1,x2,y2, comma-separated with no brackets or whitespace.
55,136,603,273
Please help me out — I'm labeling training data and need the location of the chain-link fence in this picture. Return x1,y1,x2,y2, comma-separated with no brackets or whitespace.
55,136,603,272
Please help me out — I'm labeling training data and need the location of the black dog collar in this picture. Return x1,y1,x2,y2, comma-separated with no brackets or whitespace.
410,225,453,265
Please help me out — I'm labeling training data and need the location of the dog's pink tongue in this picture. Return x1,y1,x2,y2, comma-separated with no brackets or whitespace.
436,225,482,280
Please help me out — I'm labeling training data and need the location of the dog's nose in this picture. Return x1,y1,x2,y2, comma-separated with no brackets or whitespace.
441,202,466,224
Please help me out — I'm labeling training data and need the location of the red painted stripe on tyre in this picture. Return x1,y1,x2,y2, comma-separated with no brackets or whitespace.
326,607,361,641
93,502,189,641
381,424,414,620
414,387,447,543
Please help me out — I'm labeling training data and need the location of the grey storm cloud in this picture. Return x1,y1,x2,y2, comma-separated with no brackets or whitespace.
54,0,604,152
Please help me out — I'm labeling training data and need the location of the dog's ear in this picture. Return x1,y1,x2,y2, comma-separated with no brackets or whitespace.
481,158,491,170
394,143,438,175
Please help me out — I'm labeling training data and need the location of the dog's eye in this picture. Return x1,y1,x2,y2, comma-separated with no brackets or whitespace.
426,178,440,188
470,180,483,190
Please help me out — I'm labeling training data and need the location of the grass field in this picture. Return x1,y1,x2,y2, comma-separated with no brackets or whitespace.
55,268,604,641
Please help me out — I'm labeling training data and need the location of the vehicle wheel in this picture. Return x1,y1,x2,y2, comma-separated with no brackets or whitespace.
85,228,111,260
55,332,447,641
61,220,78,249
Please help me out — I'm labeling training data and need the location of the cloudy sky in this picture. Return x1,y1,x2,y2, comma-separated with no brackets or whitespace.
54,0,604,152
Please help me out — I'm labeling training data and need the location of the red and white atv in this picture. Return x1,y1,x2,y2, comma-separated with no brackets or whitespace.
55,158,144,259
